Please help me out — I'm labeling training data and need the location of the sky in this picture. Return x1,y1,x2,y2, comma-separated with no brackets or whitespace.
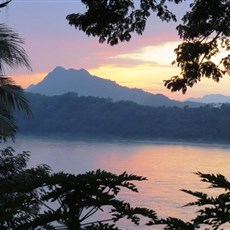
1,0,230,101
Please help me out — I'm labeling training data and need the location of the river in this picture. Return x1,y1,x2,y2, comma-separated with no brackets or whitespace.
4,136,230,229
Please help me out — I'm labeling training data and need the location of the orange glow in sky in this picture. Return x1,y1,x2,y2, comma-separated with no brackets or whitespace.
11,72,47,89
2,1,230,101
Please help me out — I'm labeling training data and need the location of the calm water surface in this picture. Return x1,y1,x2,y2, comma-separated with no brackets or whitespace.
6,136,230,229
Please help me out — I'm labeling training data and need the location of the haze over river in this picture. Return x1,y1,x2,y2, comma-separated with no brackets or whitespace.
6,136,230,229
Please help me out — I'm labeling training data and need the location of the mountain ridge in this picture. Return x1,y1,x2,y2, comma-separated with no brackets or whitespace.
186,94,230,104
26,66,202,108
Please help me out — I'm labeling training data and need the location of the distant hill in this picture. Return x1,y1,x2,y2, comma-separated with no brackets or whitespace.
186,94,230,104
17,93,230,142
26,66,201,108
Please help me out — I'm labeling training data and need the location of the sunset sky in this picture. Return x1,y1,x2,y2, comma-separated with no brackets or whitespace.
1,0,230,101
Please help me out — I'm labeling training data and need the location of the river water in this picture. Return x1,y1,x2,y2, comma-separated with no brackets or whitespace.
5,136,230,229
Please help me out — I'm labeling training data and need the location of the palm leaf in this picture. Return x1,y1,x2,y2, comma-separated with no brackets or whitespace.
0,22,32,140
0,107,17,141
0,23,31,74
0,77,32,117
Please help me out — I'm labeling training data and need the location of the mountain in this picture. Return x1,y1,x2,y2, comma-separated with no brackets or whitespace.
186,94,230,104
26,66,201,107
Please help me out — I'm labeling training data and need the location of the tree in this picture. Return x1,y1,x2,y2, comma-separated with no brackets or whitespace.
0,4,32,141
0,146,51,229
164,0,230,93
3,147,230,230
0,2,155,229
0,76,32,140
145,172,230,229
0,0,12,9
0,150,157,229
2,1,230,229
66,0,230,93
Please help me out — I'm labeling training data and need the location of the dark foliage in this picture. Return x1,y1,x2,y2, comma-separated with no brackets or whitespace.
67,0,181,46
0,0,11,9
2,147,230,229
0,77,32,141
0,2,32,141
16,92,230,142
0,145,155,228
0,147,157,229
0,147,51,229
165,0,230,93
67,0,230,93
148,172,230,229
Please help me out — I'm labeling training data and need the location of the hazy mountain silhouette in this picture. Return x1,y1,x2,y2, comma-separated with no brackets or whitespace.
26,66,201,107
186,94,230,104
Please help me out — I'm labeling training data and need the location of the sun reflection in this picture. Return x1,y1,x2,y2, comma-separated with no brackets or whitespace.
94,142,230,220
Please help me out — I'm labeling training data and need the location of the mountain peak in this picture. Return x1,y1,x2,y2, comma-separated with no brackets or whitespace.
52,66,66,72
67,67,90,77
26,67,201,107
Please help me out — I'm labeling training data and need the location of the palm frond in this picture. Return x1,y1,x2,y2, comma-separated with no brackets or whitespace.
0,0,12,9
0,23,32,74
0,107,17,141
0,77,32,117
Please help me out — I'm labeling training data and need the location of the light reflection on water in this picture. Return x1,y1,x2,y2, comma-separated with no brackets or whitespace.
6,136,230,229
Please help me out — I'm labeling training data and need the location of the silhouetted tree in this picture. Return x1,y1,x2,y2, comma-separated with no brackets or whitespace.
2,148,230,230
67,0,230,93
1,2,230,229
0,148,157,229
0,146,51,229
147,172,230,229
0,3,32,140
0,77,32,140
0,0,11,9
164,0,230,93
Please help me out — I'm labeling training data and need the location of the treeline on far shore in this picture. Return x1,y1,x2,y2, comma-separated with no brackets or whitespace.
16,92,230,142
